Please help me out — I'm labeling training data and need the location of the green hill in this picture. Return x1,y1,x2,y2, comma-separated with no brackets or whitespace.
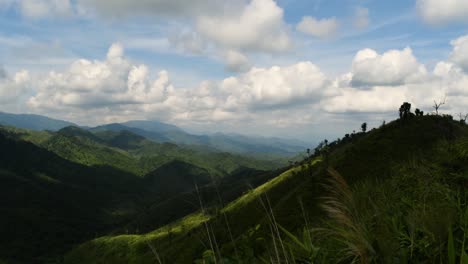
64,115,468,263
0,128,283,264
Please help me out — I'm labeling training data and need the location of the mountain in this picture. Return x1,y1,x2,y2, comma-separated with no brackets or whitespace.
121,120,183,133
2,125,280,177
64,115,468,263
0,128,282,264
0,112,76,131
91,122,306,157
90,123,171,143
0,111,306,158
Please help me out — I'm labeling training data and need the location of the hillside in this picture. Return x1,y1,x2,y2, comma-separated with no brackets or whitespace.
0,128,284,264
0,132,143,263
64,115,468,263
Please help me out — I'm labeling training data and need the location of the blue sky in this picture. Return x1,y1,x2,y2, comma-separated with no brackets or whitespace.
0,0,467,142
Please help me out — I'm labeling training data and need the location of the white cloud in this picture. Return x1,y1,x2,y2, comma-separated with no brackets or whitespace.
296,16,339,38
449,35,468,72
77,0,221,18
224,50,251,73
353,7,369,29
417,0,468,24
351,47,427,87
6,34,468,134
24,43,333,125
28,43,174,111
219,61,331,109
196,0,291,53
0,66,30,104
324,41,468,114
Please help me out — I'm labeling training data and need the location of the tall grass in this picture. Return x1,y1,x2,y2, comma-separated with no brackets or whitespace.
320,168,375,264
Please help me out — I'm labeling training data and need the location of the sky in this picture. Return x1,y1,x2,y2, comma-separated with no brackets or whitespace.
0,0,467,142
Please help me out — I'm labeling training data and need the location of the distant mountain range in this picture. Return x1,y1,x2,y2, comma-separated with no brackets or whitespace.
0,111,76,131
0,111,307,157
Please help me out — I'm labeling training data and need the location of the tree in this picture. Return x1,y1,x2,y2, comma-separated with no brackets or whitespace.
459,113,468,124
415,108,424,116
361,122,367,133
399,102,412,119
433,97,446,115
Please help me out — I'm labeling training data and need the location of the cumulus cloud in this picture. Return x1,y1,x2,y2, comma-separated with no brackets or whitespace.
351,47,427,87
324,40,468,115
417,0,468,24
196,0,291,53
219,61,331,109
223,50,251,73
296,16,339,38
449,35,468,72
353,7,369,29
0,66,30,104
8,34,468,131
76,0,292,68
25,42,333,125
28,43,174,111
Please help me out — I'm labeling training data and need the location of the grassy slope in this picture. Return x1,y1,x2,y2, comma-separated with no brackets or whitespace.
64,116,468,263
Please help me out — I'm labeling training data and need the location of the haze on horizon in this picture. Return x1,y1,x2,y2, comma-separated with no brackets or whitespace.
0,0,467,141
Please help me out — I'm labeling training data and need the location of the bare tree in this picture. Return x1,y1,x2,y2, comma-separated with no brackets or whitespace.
459,113,468,124
433,97,446,115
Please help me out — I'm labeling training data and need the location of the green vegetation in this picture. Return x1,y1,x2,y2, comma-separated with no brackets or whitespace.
1,106,467,263
64,115,468,263
0,125,280,177
0,126,283,263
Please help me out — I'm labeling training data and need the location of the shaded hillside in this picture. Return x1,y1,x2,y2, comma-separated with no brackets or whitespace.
0,132,142,264
144,160,212,195
64,115,468,263
0,129,284,264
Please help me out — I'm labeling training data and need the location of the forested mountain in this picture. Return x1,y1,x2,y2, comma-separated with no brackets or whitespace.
0,111,306,157
64,115,468,264
1,111,467,264
0,125,285,263
91,122,305,157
